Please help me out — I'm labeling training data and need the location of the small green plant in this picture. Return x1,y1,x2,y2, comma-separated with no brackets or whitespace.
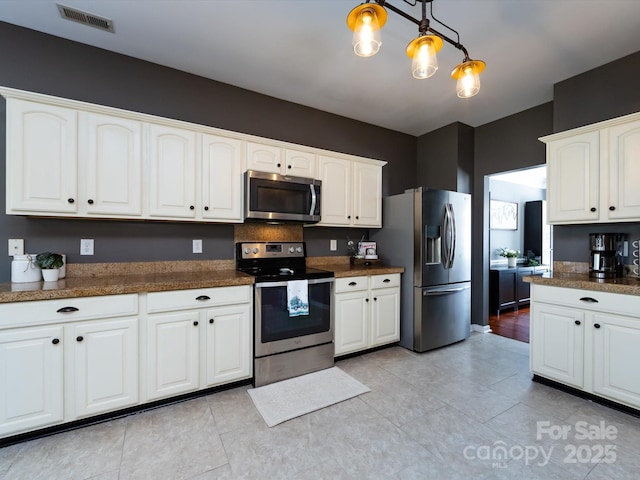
35,252,64,270
496,247,520,258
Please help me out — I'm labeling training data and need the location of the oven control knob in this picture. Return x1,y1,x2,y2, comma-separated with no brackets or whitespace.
243,248,250,255
288,247,295,253
253,248,259,254
296,247,303,253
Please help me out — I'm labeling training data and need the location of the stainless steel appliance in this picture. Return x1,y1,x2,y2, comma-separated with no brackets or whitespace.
236,242,334,387
589,233,626,278
244,170,321,223
371,187,472,352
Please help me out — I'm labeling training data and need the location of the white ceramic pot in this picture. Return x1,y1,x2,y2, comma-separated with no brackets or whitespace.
11,254,42,283
507,257,517,267
42,268,60,282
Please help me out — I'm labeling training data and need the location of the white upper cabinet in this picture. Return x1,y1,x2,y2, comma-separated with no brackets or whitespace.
147,123,198,219
6,99,78,214
318,156,383,228
80,112,143,217
541,112,640,224
201,134,244,222
246,141,316,178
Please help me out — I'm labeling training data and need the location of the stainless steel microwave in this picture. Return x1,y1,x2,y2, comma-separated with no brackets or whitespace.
244,170,321,223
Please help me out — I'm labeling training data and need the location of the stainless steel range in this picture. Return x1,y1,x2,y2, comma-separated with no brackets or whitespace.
236,242,335,387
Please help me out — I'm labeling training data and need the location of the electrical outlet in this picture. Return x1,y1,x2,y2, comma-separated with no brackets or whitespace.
330,239,337,251
193,239,203,254
8,239,24,256
80,238,94,255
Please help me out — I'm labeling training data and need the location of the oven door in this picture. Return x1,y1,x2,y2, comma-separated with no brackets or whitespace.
254,277,334,357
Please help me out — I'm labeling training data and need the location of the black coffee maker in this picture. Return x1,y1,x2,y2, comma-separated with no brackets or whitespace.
589,233,626,279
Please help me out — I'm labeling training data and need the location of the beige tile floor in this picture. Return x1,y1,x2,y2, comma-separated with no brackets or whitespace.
2,332,640,479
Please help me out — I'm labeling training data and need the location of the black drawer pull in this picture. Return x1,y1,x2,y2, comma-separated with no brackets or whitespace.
195,295,211,301
76,336,83,342
594,323,601,329
575,320,581,326
579,297,599,303
52,338,60,345
348,282,357,286
383,278,391,283
57,306,79,313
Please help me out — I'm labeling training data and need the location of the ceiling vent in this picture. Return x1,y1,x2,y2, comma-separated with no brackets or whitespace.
56,4,115,33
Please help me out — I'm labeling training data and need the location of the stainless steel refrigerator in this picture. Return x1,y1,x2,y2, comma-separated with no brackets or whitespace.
371,187,471,352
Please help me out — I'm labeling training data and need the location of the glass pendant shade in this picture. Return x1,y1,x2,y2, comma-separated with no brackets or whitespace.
451,59,486,98
347,4,387,57
406,35,443,79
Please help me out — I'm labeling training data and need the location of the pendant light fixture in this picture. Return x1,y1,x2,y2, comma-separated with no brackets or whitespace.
347,0,486,98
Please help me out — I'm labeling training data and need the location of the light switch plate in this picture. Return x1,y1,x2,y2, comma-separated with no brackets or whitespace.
330,239,337,251
80,238,94,255
193,239,203,254
8,239,24,256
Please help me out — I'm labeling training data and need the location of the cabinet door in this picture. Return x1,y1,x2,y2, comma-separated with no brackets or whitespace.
334,291,369,356
547,132,599,223
591,313,640,409
82,112,143,216
517,267,534,306
370,287,400,347
284,149,316,178
203,304,252,387
202,134,244,221
318,156,351,226
146,312,200,400
246,142,283,174
0,326,64,437
530,303,584,388
147,124,198,218
353,162,382,227
606,120,640,221
6,99,78,214
70,317,138,418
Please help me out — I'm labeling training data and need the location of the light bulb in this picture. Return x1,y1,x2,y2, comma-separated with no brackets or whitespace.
353,8,382,57
451,59,485,98
406,35,442,79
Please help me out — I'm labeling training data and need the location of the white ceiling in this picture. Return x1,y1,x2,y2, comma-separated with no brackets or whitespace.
1,0,639,136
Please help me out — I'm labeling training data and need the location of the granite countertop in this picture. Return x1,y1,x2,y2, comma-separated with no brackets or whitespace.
524,272,640,296
0,258,405,304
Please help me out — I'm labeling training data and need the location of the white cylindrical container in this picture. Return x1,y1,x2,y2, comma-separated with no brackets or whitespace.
59,254,66,279
11,254,42,283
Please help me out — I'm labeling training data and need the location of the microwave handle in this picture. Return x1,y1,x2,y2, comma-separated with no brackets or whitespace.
309,184,317,216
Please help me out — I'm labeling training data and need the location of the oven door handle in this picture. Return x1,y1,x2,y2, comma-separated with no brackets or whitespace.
255,277,335,288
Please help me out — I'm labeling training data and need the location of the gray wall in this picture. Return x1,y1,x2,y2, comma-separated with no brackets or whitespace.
0,22,416,282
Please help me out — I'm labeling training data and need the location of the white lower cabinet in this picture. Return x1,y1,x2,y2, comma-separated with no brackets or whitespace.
334,274,400,356
0,294,139,438
143,286,252,402
530,285,640,410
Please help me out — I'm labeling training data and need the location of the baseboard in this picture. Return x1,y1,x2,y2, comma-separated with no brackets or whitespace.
471,324,492,334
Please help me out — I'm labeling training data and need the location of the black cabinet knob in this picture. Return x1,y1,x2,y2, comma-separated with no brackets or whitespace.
52,338,60,345
189,205,195,210
287,165,292,169
68,198,75,204
209,319,214,324
347,215,351,219
366,298,369,302
204,206,209,211
277,163,281,168
594,323,601,329
76,336,83,342
575,320,581,326
88,199,94,204
193,321,199,326
373,297,377,301
609,206,615,211
590,207,596,212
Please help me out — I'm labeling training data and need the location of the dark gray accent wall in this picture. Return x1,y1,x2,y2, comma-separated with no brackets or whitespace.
472,103,554,326
550,51,640,268
553,51,640,133
416,122,473,194
0,22,416,282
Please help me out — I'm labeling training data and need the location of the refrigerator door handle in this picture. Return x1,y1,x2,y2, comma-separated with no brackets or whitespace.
423,285,470,296
441,206,450,268
442,203,455,269
449,203,457,268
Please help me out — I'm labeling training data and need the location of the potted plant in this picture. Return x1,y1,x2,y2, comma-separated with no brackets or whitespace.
35,252,64,282
497,247,520,267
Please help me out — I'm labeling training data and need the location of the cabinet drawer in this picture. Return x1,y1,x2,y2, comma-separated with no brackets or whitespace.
146,286,251,313
0,294,138,329
532,285,640,318
334,276,369,293
370,273,400,290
